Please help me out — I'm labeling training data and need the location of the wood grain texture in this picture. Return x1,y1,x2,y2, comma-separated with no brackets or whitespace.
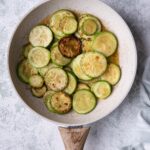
59,127,90,150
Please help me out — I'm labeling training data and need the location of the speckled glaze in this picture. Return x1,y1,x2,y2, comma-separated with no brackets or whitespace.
8,0,137,126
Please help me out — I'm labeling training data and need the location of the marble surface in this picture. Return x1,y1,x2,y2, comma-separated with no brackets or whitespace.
0,0,150,150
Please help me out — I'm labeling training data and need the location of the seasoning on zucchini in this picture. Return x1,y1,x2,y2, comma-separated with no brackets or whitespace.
58,36,81,58
44,68,68,91
51,92,72,114
29,75,44,88
91,81,112,99
81,51,107,78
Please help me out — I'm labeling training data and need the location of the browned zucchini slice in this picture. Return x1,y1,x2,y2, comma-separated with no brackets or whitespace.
58,36,81,58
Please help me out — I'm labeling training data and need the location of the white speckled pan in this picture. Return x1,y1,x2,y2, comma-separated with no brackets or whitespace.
8,0,137,126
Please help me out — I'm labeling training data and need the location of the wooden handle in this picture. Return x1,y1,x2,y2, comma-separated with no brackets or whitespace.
59,126,90,150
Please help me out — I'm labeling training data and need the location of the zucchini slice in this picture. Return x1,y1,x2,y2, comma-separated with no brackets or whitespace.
73,90,96,114
38,65,49,77
29,75,44,88
77,83,90,90
81,51,107,78
92,32,118,57
38,63,60,77
51,92,72,114
49,9,75,37
28,47,50,68
64,72,77,95
82,39,93,52
58,36,81,58
44,91,56,112
62,16,77,34
82,19,97,35
51,44,71,66
91,81,111,99
31,85,47,98
78,14,101,39
71,54,91,80
23,44,33,58
29,25,53,47
17,59,38,83
101,63,121,85
44,68,68,91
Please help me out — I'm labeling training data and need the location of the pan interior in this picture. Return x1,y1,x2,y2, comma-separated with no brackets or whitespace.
8,0,137,126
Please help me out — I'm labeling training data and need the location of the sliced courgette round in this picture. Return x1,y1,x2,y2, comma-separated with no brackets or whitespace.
82,39,93,52
31,85,47,98
92,32,118,57
81,51,107,78
58,36,81,58
51,92,72,114
17,59,38,83
51,44,71,66
23,44,33,58
44,91,56,112
78,14,101,39
29,75,44,88
91,81,111,99
49,9,75,37
44,68,68,91
64,72,77,95
28,47,50,68
77,83,90,90
101,63,121,85
71,54,91,80
29,25,53,47
73,90,96,114
62,16,77,34
38,65,49,77
82,19,97,35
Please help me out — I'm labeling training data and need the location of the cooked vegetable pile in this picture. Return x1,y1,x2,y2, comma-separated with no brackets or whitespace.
17,9,121,114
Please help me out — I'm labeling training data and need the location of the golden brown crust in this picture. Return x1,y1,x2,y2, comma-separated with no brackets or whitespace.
58,36,81,58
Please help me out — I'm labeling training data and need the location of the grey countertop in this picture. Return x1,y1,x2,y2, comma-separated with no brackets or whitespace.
0,0,150,150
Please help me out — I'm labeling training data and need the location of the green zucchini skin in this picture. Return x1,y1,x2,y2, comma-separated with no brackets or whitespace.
91,81,112,99
51,44,71,66
50,92,72,114
49,9,76,37
81,51,107,78
73,89,97,114
64,72,77,95
101,63,121,85
28,47,51,68
44,68,68,91
44,91,56,113
77,14,101,39
29,75,44,88
17,59,38,83
31,85,47,98
29,25,53,47
92,32,118,57
71,54,92,80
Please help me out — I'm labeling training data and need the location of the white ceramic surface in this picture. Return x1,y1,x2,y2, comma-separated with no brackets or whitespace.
8,0,137,126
